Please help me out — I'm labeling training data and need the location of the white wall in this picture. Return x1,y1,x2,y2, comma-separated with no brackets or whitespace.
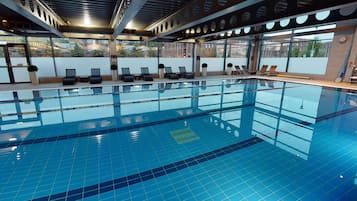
32,58,56,77
55,57,110,77
201,58,224,72
0,68,10,83
259,57,328,74
288,57,328,75
1,57,30,82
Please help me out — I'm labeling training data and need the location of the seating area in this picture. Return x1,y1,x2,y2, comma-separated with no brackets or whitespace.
256,65,279,76
62,64,282,86
61,64,265,86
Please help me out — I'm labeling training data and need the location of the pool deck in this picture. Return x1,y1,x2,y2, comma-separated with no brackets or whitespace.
1,75,357,92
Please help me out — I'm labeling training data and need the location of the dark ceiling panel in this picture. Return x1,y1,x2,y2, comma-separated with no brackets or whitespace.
133,0,192,29
42,0,119,27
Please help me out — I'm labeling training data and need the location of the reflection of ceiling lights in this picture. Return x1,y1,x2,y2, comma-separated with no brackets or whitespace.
95,135,102,144
130,131,139,141
9,138,17,142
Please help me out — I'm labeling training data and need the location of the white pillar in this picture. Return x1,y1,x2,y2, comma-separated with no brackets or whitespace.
109,39,118,81
29,71,39,85
227,67,232,76
202,67,207,77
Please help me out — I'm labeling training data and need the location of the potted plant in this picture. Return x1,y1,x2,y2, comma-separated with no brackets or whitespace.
27,65,39,84
158,63,165,79
202,63,207,77
227,63,233,76
110,64,118,70
111,64,118,80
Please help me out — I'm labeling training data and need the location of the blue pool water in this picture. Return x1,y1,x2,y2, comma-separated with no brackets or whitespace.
0,78,356,201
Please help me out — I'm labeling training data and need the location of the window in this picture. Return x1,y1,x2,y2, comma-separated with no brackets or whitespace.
260,37,291,72
226,39,248,58
201,40,225,57
52,38,109,57
288,32,334,74
261,40,290,57
27,37,52,57
290,33,333,58
159,42,192,58
117,41,158,57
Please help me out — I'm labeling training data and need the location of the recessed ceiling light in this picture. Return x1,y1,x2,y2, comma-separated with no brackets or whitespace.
84,14,91,26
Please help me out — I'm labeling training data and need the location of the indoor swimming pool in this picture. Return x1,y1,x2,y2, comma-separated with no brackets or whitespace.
0,78,356,201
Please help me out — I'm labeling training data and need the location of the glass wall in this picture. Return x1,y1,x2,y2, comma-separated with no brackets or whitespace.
52,38,110,76
159,42,193,73
288,32,333,74
117,41,158,74
0,36,29,83
201,40,225,72
0,25,335,79
0,46,9,83
226,39,249,71
260,25,335,75
259,38,290,72
27,37,56,77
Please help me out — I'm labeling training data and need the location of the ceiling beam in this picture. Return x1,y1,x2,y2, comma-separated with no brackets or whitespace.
111,0,148,39
146,0,256,41
0,0,66,37
202,8,357,41
175,0,357,41
148,0,357,41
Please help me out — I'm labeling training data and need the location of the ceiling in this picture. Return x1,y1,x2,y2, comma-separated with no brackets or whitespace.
131,0,192,30
42,0,118,27
0,0,356,41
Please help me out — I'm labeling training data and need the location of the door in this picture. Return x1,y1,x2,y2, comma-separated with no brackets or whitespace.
0,46,10,83
7,44,31,83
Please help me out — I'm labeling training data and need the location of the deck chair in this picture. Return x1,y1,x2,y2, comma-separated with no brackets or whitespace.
241,65,250,75
141,67,154,81
179,66,194,79
89,68,102,84
63,69,77,85
234,65,243,75
267,65,278,76
258,65,268,75
164,67,179,79
121,67,134,82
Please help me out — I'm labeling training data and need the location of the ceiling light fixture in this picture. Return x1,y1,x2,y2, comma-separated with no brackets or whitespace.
84,14,91,26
